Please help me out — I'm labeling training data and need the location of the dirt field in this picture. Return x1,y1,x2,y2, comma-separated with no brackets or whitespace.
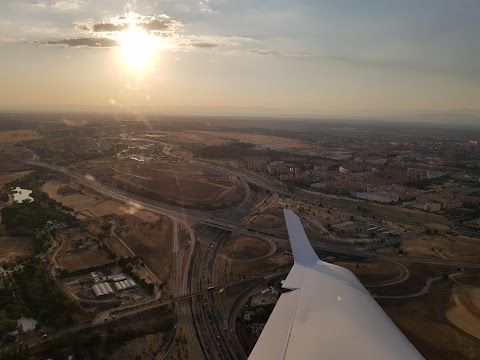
55,228,113,272
0,144,37,171
386,235,480,261
246,214,284,228
222,237,271,260
0,130,42,143
109,332,165,360
335,261,401,284
43,181,160,222
380,284,480,360
158,130,321,151
0,171,32,188
447,286,480,341
42,181,101,209
0,237,35,263
103,235,132,258
117,215,174,283
85,160,242,207
426,223,450,232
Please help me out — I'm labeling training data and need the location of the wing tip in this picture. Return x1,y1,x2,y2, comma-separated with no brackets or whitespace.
283,208,319,266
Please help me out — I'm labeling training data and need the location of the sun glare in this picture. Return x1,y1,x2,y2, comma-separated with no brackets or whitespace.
118,27,163,73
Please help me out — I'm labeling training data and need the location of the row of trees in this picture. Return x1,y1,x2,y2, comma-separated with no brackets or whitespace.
1,197,77,238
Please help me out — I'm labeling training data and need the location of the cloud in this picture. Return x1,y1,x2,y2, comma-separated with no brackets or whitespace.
75,13,183,37
42,37,120,47
189,42,219,49
30,0,83,11
180,35,255,50
243,48,310,58
198,0,219,14
37,11,304,58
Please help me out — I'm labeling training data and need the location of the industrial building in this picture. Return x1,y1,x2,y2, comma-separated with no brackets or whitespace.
108,274,127,282
92,282,114,297
114,279,137,291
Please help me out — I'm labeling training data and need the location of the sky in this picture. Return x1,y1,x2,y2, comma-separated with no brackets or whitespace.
0,0,479,117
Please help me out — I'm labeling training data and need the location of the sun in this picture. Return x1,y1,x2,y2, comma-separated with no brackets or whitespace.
117,27,163,72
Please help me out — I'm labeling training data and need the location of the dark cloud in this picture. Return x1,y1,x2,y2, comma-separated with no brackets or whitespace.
92,23,128,33
43,37,120,47
75,13,183,36
140,19,179,33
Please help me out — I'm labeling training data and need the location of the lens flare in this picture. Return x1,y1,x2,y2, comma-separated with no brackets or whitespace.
117,27,163,73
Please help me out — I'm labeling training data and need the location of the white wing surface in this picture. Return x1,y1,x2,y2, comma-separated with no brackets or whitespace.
248,209,424,360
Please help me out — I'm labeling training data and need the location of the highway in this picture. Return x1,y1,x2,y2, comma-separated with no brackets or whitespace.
23,157,480,360
26,160,242,232
188,227,238,360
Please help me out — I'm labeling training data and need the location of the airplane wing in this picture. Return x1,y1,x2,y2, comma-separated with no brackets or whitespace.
247,209,424,360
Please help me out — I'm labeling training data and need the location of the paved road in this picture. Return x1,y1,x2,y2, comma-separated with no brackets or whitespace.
188,227,237,360
374,272,463,299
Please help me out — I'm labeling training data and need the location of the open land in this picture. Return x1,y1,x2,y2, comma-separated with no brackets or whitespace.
116,214,174,283
378,235,480,261
335,260,401,283
382,283,480,360
81,160,243,208
0,130,42,143
447,286,480,341
42,180,160,221
0,237,35,263
158,130,326,151
54,227,113,273
0,170,32,188
222,236,271,260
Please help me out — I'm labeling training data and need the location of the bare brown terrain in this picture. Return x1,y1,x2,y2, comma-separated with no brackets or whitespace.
379,235,480,261
117,215,174,282
381,283,480,360
246,213,284,228
43,181,101,209
0,171,32,188
447,286,480,341
222,236,271,260
55,228,113,272
158,130,323,151
0,237,35,263
43,180,160,222
0,130,42,143
336,260,401,283
83,160,243,207
109,332,165,360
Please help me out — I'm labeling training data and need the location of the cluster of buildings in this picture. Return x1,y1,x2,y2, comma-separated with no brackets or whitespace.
91,271,137,297
240,147,480,214
333,221,399,238
249,287,279,307
92,282,114,297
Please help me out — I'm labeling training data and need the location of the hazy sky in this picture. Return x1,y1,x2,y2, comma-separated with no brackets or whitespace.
0,0,479,117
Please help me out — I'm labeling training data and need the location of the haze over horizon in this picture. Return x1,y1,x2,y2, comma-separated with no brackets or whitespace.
1,0,479,118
